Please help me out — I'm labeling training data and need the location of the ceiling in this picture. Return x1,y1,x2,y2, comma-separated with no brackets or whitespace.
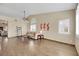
0,3,77,19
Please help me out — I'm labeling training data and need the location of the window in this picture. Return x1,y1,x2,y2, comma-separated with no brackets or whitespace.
76,14,79,35
16,26,22,36
58,19,70,34
30,24,36,32
30,18,37,32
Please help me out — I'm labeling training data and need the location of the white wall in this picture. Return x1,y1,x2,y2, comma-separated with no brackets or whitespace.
28,9,75,45
8,19,28,37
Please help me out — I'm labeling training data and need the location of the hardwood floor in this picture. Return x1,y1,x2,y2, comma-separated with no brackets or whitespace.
0,37,78,56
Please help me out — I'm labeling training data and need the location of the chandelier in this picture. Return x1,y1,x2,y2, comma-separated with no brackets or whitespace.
23,10,26,20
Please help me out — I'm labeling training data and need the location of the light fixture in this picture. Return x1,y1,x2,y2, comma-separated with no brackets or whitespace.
23,9,29,21
23,10,26,20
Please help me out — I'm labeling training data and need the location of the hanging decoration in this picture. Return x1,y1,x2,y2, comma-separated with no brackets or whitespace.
47,23,49,31
40,22,50,31
40,24,42,30
43,23,46,31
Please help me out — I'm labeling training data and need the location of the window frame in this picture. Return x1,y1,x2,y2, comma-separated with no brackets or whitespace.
58,19,70,34
30,18,37,32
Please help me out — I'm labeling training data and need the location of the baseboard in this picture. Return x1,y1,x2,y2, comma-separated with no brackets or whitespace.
8,35,75,46
8,35,26,39
44,38,75,46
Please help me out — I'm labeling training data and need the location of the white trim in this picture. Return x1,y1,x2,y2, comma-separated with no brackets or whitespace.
58,19,70,34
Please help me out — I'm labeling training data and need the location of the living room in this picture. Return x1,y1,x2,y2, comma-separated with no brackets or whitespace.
0,3,78,56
